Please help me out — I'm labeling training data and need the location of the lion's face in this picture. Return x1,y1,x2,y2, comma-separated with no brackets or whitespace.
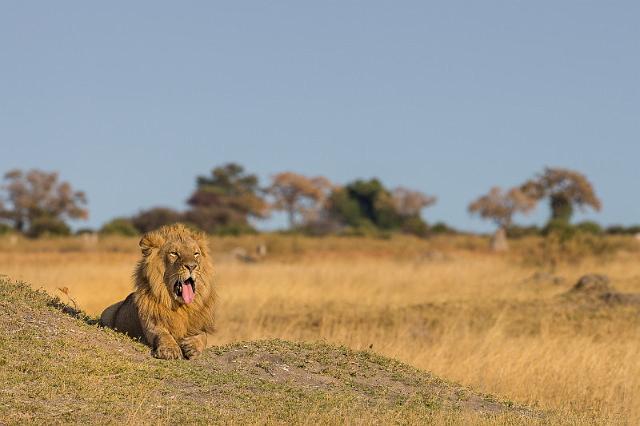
161,238,203,305
137,224,213,307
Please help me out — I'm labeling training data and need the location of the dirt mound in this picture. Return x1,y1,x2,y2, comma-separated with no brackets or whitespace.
522,271,566,285
569,274,614,294
562,274,640,305
0,279,540,423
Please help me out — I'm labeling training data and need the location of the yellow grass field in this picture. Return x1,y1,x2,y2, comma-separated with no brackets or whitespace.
1,233,639,424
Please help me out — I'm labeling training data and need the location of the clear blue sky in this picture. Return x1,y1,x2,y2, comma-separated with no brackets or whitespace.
1,2,638,232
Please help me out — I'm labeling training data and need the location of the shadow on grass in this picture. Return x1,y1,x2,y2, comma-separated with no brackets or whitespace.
47,298,100,326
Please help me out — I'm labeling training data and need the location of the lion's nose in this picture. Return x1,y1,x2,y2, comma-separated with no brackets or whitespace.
185,262,197,272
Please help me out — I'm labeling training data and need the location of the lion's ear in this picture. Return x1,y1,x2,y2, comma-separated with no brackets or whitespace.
193,231,210,256
140,233,164,257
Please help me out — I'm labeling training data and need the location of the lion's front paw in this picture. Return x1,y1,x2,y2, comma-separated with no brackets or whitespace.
153,342,183,360
179,335,206,360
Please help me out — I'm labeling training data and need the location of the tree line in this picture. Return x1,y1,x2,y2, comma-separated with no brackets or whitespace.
0,164,638,241
100,163,438,238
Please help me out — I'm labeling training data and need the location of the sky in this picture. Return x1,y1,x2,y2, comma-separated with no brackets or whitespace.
0,2,638,232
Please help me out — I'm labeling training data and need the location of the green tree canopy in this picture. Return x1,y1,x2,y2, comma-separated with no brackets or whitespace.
327,179,435,236
186,163,269,234
131,207,183,234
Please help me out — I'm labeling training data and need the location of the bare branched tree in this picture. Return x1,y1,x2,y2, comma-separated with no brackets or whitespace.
521,167,601,225
469,186,537,251
391,187,437,218
469,187,536,229
267,172,332,229
0,169,88,235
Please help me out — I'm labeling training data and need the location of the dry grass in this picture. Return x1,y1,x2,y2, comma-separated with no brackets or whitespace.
1,233,639,424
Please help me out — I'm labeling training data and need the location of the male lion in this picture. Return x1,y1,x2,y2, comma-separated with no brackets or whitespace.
100,224,215,360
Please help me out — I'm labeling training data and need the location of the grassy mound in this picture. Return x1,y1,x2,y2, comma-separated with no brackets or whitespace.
0,279,538,424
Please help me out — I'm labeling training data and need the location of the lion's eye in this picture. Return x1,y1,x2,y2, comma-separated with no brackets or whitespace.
194,252,200,258
169,252,179,258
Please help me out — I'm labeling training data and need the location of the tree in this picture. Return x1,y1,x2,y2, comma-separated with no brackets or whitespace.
327,179,436,236
327,179,395,229
267,172,332,229
391,187,437,218
521,167,601,227
131,207,183,234
469,187,537,229
468,186,537,251
391,187,437,236
0,169,88,236
185,163,269,234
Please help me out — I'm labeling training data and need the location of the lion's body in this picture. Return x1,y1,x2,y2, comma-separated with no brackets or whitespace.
99,224,216,359
100,293,146,342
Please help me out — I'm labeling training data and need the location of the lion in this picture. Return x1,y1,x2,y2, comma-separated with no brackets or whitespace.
100,223,216,360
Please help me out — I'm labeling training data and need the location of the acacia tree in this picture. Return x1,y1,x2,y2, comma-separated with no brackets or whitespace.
267,172,332,229
391,187,437,218
0,169,88,236
390,187,437,236
185,163,269,234
521,167,601,227
468,186,537,250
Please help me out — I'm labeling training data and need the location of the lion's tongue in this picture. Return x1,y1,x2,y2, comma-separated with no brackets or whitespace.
182,283,194,304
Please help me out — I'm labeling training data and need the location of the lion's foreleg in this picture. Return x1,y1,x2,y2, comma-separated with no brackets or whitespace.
179,332,207,359
143,323,183,360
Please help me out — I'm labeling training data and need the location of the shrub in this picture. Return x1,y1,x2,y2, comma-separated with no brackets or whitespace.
430,222,458,235
131,207,183,234
506,225,540,239
100,218,138,236
401,216,429,238
542,219,576,239
27,217,71,238
606,225,640,235
182,208,256,235
0,223,12,235
575,221,603,235
75,228,96,235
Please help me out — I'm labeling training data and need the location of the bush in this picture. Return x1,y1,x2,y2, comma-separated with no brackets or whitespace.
75,228,96,235
100,218,138,236
506,225,540,239
131,207,183,234
625,225,640,234
27,217,71,238
182,208,256,235
575,221,603,235
213,224,258,236
299,218,343,236
338,222,379,237
606,224,640,235
542,220,604,239
0,223,12,235
542,219,576,239
401,216,429,238
430,222,457,235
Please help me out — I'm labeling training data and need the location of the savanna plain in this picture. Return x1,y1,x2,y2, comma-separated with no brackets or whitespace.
1,233,639,424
